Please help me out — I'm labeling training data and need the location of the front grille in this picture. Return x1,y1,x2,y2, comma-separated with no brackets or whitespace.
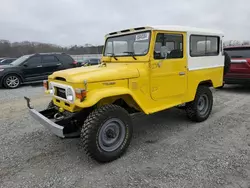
55,87,66,99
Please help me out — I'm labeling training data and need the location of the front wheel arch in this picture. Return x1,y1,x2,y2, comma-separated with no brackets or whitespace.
2,73,23,89
95,94,143,114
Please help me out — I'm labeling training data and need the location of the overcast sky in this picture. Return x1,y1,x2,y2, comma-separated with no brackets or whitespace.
0,0,249,46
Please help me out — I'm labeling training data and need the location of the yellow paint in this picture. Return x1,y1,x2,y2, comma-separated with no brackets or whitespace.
46,28,224,114
59,107,64,113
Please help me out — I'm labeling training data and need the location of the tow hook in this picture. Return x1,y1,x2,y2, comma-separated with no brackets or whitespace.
54,112,65,121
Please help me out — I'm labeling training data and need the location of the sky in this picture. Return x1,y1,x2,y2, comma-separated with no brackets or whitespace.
0,0,249,46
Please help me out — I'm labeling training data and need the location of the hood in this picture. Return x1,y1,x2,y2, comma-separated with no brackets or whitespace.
0,64,14,69
49,64,140,83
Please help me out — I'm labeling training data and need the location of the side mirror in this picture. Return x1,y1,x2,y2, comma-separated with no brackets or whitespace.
23,63,28,67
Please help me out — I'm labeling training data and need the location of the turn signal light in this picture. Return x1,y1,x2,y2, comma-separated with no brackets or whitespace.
43,80,48,90
75,88,87,101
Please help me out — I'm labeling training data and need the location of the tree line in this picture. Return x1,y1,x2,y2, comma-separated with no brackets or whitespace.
0,40,104,58
1,39,249,58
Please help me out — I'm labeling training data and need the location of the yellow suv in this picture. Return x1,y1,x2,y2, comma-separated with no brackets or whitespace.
25,25,228,163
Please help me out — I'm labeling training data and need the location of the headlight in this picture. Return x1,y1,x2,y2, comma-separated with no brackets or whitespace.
0,69,4,72
66,88,74,102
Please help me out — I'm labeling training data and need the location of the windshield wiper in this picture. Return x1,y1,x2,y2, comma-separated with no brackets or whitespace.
122,51,137,60
106,53,118,60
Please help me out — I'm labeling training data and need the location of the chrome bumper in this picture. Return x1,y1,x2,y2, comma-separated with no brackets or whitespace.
24,96,65,138
29,108,65,138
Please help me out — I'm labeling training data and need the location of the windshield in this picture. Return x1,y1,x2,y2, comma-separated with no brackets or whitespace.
103,31,151,57
224,47,250,58
10,55,31,66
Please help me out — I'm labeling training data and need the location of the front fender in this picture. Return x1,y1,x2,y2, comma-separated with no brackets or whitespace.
74,87,144,111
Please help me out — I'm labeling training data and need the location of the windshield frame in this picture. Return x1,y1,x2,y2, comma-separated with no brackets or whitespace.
103,30,152,57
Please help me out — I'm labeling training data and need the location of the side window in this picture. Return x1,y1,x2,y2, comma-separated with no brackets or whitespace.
154,33,183,59
190,35,220,57
42,55,59,63
5,60,12,64
25,56,42,66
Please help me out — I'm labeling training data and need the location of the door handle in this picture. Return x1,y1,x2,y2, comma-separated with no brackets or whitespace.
57,63,62,66
179,72,185,76
37,65,42,67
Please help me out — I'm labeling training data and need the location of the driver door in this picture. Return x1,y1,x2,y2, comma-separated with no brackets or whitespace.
150,31,188,102
22,56,44,81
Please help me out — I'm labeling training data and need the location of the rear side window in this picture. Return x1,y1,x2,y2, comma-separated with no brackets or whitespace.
224,48,250,58
190,35,220,57
42,55,59,63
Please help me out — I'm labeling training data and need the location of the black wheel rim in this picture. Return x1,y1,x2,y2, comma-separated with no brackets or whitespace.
98,118,126,152
6,76,19,88
197,94,209,116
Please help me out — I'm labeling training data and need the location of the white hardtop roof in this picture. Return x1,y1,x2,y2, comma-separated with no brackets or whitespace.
106,25,224,37
149,25,224,35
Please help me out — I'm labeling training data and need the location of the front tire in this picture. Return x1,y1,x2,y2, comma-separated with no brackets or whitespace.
81,104,133,163
3,74,21,89
185,85,213,122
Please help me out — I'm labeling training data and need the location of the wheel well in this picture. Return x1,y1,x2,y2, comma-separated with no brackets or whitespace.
2,73,23,83
97,95,141,114
199,80,213,88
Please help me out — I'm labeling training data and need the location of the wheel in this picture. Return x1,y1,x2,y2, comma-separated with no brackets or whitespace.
224,51,231,75
3,74,21,89
185,85,213,122
81,104,133,163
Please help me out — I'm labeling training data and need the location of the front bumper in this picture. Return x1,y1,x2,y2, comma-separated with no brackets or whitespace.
24,97,80,138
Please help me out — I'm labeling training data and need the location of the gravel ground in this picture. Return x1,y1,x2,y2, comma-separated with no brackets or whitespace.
0,84,250,188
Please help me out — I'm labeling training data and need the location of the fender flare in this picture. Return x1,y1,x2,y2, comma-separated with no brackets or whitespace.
74,87,145,112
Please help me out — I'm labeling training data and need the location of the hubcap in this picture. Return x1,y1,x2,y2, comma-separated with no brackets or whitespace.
197,94,209,116
6,76,19,88
98,118,126,152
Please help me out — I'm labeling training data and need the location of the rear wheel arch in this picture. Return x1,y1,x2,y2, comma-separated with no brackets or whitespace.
198,80,213,88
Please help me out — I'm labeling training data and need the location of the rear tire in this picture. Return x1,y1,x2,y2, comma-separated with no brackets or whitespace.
185,85,213,122
81,104,133,163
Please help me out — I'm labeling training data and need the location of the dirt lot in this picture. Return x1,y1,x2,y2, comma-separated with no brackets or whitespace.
0,84,249,188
